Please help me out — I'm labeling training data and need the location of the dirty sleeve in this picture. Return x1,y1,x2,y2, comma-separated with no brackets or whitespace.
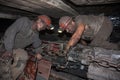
32,33,42,53
3,17,29,53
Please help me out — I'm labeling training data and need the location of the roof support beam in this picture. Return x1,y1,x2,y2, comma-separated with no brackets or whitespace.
0,0,79,18
0,13,21,19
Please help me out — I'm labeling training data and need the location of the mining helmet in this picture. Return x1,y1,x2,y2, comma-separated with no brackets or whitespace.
38,15,54,30
58,16,72,33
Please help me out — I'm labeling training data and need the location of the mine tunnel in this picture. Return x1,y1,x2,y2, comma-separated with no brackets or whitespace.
0,0,120,80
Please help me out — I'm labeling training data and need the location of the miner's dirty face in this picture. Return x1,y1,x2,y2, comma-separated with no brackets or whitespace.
66,21,75,33
36,19,46,31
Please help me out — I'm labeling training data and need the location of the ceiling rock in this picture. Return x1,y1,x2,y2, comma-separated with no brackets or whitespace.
0,0,79,18
0,13,21,19
70,0,120,5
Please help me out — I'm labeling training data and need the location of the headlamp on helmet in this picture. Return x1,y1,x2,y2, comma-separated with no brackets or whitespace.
49,24,54,30
58,28,64,33
58,16,72,33
38,15,55,30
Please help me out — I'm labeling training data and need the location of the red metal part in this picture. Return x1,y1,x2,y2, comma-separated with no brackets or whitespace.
37,59,52,80
49,43,60,52
24,55,37,80
18,55,51,80
41,40,64,56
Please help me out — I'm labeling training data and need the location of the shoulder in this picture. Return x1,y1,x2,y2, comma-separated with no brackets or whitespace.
17,17,30,21
74,15,87,25
75,15,87,19
15,17,31,24
75,15,88,22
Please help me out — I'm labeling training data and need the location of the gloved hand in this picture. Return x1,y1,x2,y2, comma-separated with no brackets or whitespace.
2,51,12,59
35,53,42,60
64,45,71,56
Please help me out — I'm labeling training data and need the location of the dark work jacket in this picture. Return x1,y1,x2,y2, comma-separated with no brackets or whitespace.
74,15,119,50
75,14,105,40
3,17,41,53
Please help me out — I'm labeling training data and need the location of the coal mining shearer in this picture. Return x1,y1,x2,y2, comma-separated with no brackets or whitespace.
0,0,120,80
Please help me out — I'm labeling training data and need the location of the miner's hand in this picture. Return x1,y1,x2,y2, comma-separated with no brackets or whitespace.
2,51,13,60
64,45,70,56
35,53,42,60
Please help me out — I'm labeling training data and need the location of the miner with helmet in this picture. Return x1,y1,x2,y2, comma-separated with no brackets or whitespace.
2,15,54,59
58,15,119,54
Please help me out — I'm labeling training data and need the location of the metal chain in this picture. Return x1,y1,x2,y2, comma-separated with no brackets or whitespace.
87,55,120,71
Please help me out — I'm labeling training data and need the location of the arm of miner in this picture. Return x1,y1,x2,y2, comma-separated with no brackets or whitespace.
66,23,85,52
32,33,42,60
3,17,28,56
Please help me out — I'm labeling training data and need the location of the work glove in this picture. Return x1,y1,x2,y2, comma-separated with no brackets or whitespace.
64,45,71,56
2,51,13,60
35,53,42,60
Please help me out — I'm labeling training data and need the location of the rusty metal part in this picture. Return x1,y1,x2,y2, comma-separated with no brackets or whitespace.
41,40,66,56
37,59,51,80
23,55,37,80
19,54,52,80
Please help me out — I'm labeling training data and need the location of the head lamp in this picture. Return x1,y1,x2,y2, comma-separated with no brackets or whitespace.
58,28,63,33
49,24,54,30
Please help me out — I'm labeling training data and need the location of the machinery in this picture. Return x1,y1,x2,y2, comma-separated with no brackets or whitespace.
0,40,120,80
35,40,120,80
